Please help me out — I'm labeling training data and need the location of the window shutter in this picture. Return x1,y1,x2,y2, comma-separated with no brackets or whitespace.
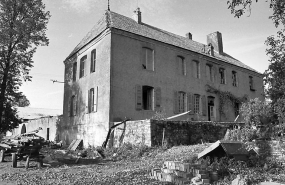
187,93,194,114
142,48,146,69
94,86,98,112
136,85,142,110
73,94,77,116
155,87,161,110
68,97,71,117
202,95,207,116
174,91,178,114
86,90,89,113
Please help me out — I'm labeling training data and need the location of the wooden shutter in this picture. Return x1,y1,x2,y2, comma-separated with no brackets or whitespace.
187,93,194,115
202,95,207,116
174,91,178,114
86,90,89,113
94,86,98,112
73,94,77,116
136,85,142,110
155,87,161,110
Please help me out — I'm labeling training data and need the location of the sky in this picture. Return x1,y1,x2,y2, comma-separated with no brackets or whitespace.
19,0,277,110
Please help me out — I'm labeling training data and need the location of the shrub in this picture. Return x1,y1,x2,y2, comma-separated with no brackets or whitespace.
240,98,273,126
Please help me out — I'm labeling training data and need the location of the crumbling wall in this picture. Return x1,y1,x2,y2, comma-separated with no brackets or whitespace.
113,120,151,147
113,119,244,147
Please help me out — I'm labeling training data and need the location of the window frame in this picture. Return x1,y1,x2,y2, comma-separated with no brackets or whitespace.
177,56,186,76
249,76,255,91
219,68,226,84
178,91,186,113
232,71,237,87
206,64,213,82
142,47,154,71
194,94,200,114
90,49,96,73
142,85,154,110
193,60,200,79
72,62,77,82
79,55,87,78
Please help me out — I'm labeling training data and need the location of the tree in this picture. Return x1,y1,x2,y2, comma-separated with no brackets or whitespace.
0,0,50,132
227,0,285,104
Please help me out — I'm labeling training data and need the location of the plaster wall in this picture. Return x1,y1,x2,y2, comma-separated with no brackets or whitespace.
110,30,264,122
62,31,111,147
12,116,62,141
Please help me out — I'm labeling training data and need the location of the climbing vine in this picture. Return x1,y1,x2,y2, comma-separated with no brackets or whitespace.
206,85,248,117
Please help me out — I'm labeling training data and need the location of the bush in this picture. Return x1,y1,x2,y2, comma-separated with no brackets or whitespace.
240,98,273,126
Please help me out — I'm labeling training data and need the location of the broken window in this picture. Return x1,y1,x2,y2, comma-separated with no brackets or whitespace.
142,86,154,110
219,68,225,84
194,94,200,114
193,60,200,79
177,56,186,76
178,91,186,113
232,71,237,87
73,62,77,82
142,47,154,71
90,49,96,73
80,55,87,78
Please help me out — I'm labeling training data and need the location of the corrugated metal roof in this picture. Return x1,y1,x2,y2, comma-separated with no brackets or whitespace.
67,10,261,74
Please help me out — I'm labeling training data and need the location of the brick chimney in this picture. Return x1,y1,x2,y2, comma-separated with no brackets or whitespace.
186,32,192,40
207,31,223,54
133,7,142,24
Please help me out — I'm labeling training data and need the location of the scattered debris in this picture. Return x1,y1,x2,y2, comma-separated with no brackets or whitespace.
149,161,217,184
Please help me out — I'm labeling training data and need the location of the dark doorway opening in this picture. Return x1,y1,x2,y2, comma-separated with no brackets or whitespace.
208,96,215,121
21,124,26,134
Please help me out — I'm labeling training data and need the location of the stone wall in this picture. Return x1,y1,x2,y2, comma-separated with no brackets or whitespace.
113,120,151,147
113,119,244,147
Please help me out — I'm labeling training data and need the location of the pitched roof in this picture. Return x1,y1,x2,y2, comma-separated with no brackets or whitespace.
67,11,260,74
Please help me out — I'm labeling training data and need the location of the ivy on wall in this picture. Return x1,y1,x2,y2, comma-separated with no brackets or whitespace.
206,85,248,117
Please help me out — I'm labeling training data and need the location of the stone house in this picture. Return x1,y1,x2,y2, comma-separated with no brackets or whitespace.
62,9,264,147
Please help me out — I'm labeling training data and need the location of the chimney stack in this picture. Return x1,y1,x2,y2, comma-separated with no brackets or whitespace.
133,7,142,24
207,31,223,54
186,32,192,40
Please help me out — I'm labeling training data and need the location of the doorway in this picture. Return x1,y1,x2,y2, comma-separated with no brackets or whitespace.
21,124,26,134
208,96,215,121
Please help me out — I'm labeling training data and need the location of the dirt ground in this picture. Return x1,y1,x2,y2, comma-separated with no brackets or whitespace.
0,144,210,185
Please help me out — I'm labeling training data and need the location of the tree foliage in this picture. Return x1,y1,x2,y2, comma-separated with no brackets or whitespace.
227,0,285,106
0,0,50,133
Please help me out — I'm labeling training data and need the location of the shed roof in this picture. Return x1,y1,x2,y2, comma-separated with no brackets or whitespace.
67,10,261,74
198,140,249,159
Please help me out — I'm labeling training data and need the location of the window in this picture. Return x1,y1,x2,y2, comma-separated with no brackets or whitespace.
234,102,239,117
178,91,186,113
80,55,87,78
90,49,96,73
177,56,186,76
209,106,215,117
88,87,98,113
142,86,154,110
142,47,154,71
249,76,255,91
219,68,225,84
232,71,237,87
206,64,213,82
194,94,200,114
193,61,200,79
70,95,77,117
73,62,77,82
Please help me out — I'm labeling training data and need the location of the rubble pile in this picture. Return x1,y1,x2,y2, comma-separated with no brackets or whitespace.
149,161,217,185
